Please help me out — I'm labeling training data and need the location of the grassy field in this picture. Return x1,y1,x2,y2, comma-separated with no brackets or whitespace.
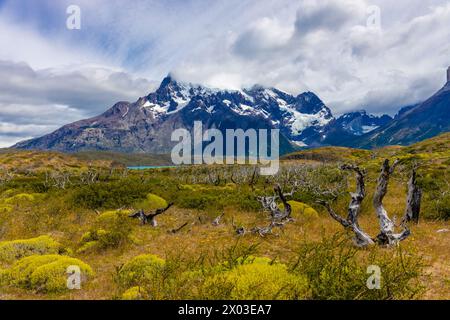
0,134,448,300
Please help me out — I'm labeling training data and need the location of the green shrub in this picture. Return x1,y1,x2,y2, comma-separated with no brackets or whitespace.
6,254,94,293
122,286,148,300
291,233,425,300
72,179,151,209
0,236,64,265
0,204,13,213
78,210,133,251
201,258,308,300
134,193,168,210
2,193,44,205
117,254,166,288
280,201,319,219
0,268,7,286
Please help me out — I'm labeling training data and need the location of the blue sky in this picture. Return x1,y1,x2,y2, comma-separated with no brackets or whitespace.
0,0,450,147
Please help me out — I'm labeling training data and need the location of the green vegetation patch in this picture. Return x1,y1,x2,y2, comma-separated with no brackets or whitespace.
117,254,166,288
0,235,64,265
202,258,308,300
280,201,319,219
5,254,94,293
78,210,133,252
134,193,168,211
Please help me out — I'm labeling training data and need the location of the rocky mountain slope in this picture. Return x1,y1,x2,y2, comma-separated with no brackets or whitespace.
13,69,450,153
13,76,334,154
349,73,450,149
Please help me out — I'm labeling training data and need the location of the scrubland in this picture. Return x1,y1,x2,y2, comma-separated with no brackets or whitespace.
0,134,449,300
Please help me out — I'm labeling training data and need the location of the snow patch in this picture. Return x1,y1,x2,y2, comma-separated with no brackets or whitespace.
280,104,331,136
362,125,379,133
292,141,308,147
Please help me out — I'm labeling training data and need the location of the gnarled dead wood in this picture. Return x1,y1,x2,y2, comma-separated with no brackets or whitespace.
318,160,417,248
129,203,174,227
373,159,410,245
257,184,295,222
240,184,297,238
212,213,224,226
168,222,189,234
403,167,422,225
318,165,374,247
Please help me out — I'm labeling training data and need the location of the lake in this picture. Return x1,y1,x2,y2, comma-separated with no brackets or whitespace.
127,165,177,170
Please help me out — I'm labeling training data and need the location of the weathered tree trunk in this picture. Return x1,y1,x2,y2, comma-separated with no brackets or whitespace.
404,168,422,224
373,159,410,245
319,159,418,248
129,203,174,227
319,165,374,247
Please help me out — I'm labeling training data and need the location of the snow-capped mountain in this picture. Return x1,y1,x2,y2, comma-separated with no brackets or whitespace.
333,110,392,136
13,76,333,154
13,71,449,154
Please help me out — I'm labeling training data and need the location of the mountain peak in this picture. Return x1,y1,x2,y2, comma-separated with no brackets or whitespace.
158,73,178,89
447,66,450,83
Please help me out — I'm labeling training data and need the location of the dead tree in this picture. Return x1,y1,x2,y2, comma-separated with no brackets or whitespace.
241,184,296,237
129,203,174,227
373,159,411,245
168,222,189,234
257,184,295,222
212,213,225,226
45,171,71,189
317,165,374,247
80,167,99,185
318,160,419,247
0,167,13,185
403,167,422,224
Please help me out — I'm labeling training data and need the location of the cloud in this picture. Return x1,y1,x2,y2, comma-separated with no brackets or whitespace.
0,0,450,147
0,60,156,147
233,18,294,59
0,61,154,112
174,0,450,115
294,0,366,35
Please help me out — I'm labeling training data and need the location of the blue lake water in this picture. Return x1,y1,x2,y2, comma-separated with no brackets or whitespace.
127,165,177,170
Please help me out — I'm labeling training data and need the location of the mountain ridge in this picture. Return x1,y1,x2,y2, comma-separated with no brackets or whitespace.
13,75,334,154
13,72,450,153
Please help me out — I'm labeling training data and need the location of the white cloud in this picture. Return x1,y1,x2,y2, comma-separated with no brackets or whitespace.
174,0,450,115
0,61,156,147
0,0,449,147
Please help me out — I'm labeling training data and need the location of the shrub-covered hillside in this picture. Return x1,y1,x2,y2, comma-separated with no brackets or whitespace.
0,134,448,300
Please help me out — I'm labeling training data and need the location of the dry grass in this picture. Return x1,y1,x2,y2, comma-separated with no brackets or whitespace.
0,204,448,300
1,134,449,300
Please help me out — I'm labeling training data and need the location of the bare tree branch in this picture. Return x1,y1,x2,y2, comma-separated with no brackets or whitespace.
318,165,374,247
129,203,174,227
373,159,410,245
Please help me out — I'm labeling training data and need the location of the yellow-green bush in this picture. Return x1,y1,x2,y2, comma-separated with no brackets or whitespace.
135,193,168,211
202,258,308,300
3,193,44,204
0,236,64,264
6,254,94,293
0,267,7,286
122,286,148,300
280,201,319,219
117,254,165,288
77,240,100,254
78,210,133,251
96,209,132,225
0,204,13,213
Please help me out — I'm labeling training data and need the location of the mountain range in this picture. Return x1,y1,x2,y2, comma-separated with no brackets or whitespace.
13,69,450,155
